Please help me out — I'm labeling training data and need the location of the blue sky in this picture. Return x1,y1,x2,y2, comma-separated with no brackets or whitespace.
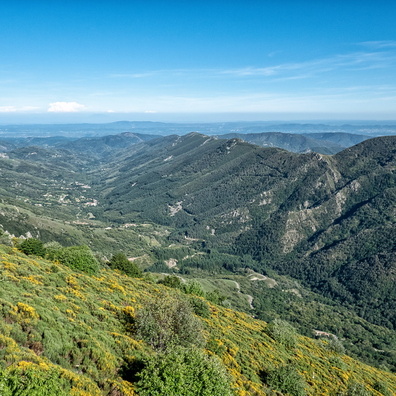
1,0,396,123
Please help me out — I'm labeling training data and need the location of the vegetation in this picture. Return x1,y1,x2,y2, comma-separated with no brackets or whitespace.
108,253,142,277
1,132,396,393
0,243,395,395
134,294,205,351
49,245,99,275
264,364,307,396
19,238,46,257
135,347,234,396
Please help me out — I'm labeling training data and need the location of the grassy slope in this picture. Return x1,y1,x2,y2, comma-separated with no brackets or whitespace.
0,244,395,396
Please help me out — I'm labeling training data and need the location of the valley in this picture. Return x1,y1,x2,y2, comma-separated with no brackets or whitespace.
0,127,395,394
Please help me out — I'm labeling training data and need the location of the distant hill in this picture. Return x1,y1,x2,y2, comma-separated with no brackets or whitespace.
218,131,345,154
58,131,161,158
1,120,395,139
302,132,369,147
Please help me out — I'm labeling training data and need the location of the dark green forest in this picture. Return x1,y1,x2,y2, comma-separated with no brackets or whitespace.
0,131,395,394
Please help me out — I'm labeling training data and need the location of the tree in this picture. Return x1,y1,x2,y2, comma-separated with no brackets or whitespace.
135,347,234,396
19,238,46,257
108,252,141,277
134,294,205,351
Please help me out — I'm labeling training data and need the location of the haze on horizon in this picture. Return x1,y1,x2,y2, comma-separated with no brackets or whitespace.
1,1,396,124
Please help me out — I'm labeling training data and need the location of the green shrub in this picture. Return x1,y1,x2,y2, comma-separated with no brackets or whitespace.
205,289,226,305
134,294,205,351
372,381,392,396
0,365,71,396
324,337,345,354
265,364,307,396
341,379,372,396
265,319,297,349
52,245,99,274
135,347,234,396
108,252,142,277
182,280,205,297
158,274,183,289
19,238,46,257
43,241,63,261
188,295,211,318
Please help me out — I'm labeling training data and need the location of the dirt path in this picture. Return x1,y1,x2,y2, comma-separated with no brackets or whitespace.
233,280,254,310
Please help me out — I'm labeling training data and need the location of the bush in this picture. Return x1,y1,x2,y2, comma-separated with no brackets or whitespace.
0,364,71,396
341,379,372,396
182,280,205,297
134,294,205,351
43,241,63,261
19,238,46,257
188,296,211,318
135,347,234,396
324,337,345,354
108,252,142,277
265,319,297,349
158,275,183,289
265,364,307,396
205,289,226,305
372,381,392,396
52,245,99,274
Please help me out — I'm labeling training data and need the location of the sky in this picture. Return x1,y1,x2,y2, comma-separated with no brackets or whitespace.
1,0,396,123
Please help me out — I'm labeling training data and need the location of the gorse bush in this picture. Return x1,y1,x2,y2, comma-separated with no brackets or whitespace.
134,294,205,351
135,346,234,396
0,364,71,396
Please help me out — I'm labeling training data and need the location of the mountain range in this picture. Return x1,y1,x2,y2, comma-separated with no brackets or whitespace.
0,128,395,393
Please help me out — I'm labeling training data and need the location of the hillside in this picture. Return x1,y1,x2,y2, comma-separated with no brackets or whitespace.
0,244,395,395
91,134,395,330
219,132,345,154
0,132,395,377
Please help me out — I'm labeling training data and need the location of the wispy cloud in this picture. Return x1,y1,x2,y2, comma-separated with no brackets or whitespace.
0,105,40,113
0,106,17,113
220,50,396,79
110,72,157,78
47,101,86,112
359,40,396,49
110,47,396,86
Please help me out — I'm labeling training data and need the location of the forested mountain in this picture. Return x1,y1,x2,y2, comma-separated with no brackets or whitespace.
0,131,395,388
219,132,345,154
90,134,396,330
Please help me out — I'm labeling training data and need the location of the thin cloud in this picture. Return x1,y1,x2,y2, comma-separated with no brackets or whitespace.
110,72,157,78
219,50,396,79
0,105,40,113
0,106,17,113
48,102,86,113
359,41,396,49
